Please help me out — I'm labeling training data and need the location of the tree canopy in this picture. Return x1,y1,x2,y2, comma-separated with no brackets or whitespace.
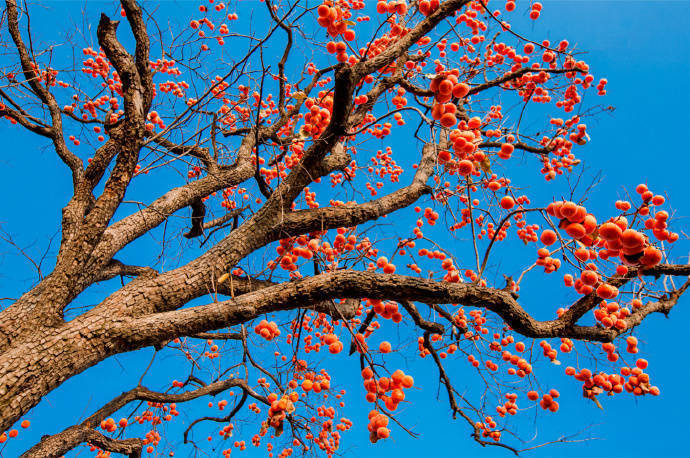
0,0,688,457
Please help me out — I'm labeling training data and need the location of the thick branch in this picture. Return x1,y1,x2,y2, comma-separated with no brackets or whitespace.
354,0,471,77
94,260,157,283
88,135,256,270
21,425,142,458
149,135,216,172
21,378,259,458
275,141,436,236
559,264,690,325
115,270,642,348
5,0,83,186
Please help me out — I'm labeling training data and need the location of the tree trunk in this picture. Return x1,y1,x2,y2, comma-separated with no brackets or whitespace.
0,317,116,432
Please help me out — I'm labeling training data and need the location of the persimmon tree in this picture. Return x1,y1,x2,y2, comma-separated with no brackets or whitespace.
0,0,688,456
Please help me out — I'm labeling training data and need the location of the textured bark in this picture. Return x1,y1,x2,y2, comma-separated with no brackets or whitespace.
21,379,266,458
22,426,143,458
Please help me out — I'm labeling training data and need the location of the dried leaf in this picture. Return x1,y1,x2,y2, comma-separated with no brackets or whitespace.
592,396,604,410
480,156,491,173
284,398,296,414
291,91,307,100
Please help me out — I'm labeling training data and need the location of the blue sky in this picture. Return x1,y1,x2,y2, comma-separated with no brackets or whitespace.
1,1,689,457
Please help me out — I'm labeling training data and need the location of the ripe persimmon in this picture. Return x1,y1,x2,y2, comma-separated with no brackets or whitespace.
500,196,515,210
540,230,557,246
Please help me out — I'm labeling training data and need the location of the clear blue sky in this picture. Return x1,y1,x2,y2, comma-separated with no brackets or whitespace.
1,1,689,457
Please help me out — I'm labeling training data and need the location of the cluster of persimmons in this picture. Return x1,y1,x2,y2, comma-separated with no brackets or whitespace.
0,0,680,457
